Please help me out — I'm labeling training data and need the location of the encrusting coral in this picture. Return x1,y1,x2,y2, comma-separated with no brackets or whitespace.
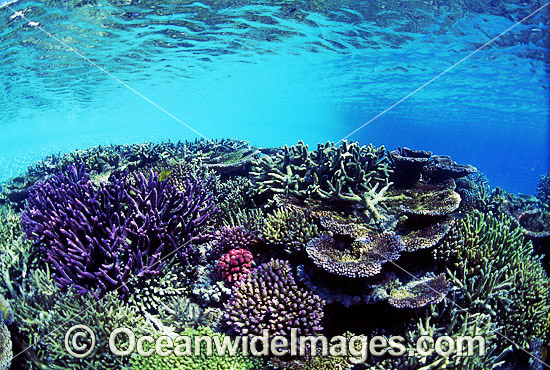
21,164,218,298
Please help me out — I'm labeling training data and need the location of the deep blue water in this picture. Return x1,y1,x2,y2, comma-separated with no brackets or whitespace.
0,0,548,194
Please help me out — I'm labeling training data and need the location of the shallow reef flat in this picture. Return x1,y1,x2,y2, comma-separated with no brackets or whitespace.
0,138,549,370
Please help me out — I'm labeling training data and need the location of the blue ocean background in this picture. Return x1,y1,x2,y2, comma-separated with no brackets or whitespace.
0,0,548,194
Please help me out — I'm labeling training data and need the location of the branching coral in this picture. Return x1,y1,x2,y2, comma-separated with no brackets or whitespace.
225,259,325,339
251,140,391,206
261,207,319,253
367,305,507,369
214,226,259,252
0,207,36,299
21,165,217,298
14,267,160,370
435,211,550,349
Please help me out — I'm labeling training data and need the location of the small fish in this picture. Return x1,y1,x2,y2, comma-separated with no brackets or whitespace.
449,212,468,220
158,169,172,182
542,346,547,363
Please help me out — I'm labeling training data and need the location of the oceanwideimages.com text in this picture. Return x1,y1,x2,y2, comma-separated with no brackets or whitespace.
65,325,487,363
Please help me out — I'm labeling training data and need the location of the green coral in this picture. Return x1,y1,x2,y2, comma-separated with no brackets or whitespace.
0,207,36,299
129,326,263,370
435,211,550,349
224,208,265,233
251,140,391,208
261,207,319,253
367,304,508,369
15,266,160,370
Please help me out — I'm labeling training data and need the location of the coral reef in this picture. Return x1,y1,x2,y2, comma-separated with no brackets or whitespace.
225,259,324,339
0,138,546,369
21,165,217,298
217,248,254,285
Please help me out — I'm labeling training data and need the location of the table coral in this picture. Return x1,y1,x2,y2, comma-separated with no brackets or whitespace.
387,274,449,309
389,179,461,217
305,233,406,278
225,259,324,339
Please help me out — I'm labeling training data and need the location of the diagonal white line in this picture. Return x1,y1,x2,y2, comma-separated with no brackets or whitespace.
338,2,550,143
3,4,209,141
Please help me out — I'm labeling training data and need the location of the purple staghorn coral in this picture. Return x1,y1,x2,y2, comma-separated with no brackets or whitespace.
225,259,325,339
21,164,217,299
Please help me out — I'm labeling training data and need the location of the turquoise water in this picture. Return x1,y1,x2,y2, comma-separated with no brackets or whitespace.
0,0,548,193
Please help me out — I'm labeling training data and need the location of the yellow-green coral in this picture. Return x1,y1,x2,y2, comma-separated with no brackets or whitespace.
129,326,263,370
261,207,319,253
